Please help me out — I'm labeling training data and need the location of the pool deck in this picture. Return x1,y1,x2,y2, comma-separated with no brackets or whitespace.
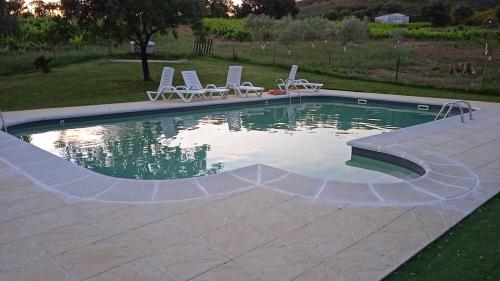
1,90,499,281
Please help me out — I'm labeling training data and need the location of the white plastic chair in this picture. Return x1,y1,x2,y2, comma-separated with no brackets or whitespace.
226,66,264,97
181,71,229,99
146,67,205,103
277,65,323,93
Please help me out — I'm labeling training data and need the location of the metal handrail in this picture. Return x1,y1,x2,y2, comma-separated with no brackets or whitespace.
435,100,473,123
0,108,6,133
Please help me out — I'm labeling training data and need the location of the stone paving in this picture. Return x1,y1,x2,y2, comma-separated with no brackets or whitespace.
0,90,499,281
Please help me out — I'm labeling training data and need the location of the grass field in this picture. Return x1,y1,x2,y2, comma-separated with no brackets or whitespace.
2,30,499,94
1,57,500,111
384,194,500,281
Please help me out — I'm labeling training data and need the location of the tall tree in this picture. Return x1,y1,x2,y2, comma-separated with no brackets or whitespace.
0,0,25,37
452,5,473,25
237,0,298,19
421,1,451,27
62,0,203,81
31,0,60,17
206,0,232,18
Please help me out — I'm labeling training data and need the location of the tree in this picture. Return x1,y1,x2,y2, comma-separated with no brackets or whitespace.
496,5,500,23
31,0,60,17
237,0,298,19
205,0,232,18
245,14,274,48
276,15,303,55
452,5,473,25
336,16,370,52
301,17,331,45
0,0,25,38
63,0,204,81
235,1,252,18
421,1,451,27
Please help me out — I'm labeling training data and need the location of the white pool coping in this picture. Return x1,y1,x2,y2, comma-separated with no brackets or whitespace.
0,90,487,206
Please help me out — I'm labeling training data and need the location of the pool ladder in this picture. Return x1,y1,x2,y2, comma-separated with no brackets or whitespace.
435,100,473,123
0,104,6,133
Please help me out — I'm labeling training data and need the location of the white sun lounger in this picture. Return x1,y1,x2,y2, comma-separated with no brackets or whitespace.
277,65,323,93
181,71,229,99
226,66,264,97
146,67,205,103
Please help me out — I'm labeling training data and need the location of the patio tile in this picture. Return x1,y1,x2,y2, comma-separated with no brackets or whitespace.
474,166,500,184
234,241,323,281
210,188,293,220
166,204,235,237
84,205,165,236
230,164,260,184
95,179,156,202
0,238,47,273
87,259,165,281
259,165,289,183
318,181,381,204
312,206,409,244
409,177,468,199
0,166,18,178
154,178,206,201
53,174,118,198
0,203,14,223
201,218,275,258
148,237,229,281
0,177,42,204
57,235,140,281
190,261,260,281
425,163,472,178
35,165,91,187
7,193,66,219
74,201,131,218
278,222,347,261
265,173,323,197
246,208,307,238
426,171,476,190
36,221,110,255
0,254,74,281
372,182,441,204
275,197,342,223
197,172,254,195
117,218,192,256
0,221,27,244
16,205,83,235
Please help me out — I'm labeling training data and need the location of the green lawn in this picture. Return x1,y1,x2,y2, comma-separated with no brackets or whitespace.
384,194,500,281
1,57,500,111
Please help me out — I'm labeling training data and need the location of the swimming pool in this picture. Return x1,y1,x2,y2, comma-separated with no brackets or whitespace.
10,99,439,183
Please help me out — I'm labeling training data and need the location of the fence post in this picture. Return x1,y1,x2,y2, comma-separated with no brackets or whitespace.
395,56,400,82
273,42,276,65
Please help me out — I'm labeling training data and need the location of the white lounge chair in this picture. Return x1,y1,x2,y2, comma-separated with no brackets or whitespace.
277,65,323,93
181,71,229,99
146,67,205,103
226,66,264,97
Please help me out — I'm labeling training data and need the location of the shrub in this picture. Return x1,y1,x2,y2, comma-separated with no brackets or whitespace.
421,1,451,27
203,18,251,41
33,55,52,73
336,16,371,51
245,14,275,47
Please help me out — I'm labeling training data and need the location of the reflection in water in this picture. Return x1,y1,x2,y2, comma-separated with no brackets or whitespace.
12,102,435,182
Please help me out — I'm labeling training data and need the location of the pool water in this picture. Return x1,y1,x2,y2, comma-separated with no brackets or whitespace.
12,101,437,183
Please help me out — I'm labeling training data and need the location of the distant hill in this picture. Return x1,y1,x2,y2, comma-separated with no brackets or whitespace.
297,0,499,20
